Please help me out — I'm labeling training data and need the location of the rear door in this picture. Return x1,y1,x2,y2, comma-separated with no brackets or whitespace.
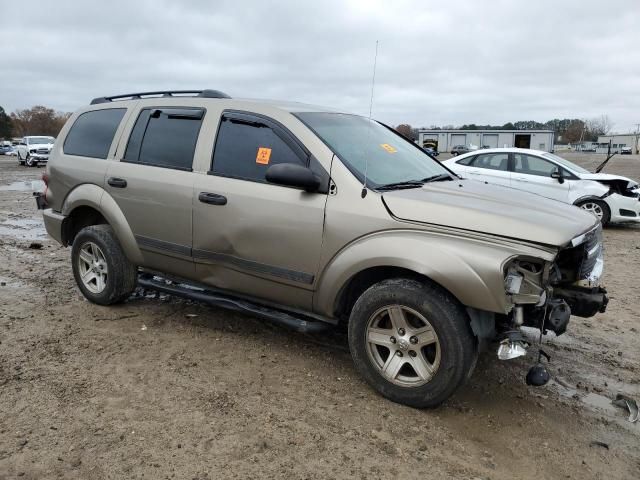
511,153,570,202
192,111,328,310
106,106,205,277
463,152,511,187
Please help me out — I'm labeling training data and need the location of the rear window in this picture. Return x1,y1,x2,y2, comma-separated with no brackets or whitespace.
63,109,126,159
124,108,204,171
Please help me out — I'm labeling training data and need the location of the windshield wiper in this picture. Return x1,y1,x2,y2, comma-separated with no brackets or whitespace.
420,174,453,183
376,180,426,191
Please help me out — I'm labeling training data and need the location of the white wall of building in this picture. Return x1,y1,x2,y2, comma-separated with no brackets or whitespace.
417,130,555,152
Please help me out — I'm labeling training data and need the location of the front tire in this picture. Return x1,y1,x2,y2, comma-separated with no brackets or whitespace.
71,225,137,305
576,199,611,226
348,278,477,408
25,154,35,167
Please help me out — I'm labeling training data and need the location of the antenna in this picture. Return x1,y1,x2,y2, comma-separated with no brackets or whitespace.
361,40,379,199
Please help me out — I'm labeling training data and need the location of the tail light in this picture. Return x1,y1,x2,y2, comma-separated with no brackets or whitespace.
42,172,49,186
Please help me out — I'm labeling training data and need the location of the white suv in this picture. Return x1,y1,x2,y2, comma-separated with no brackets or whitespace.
16,136,55,167
443,148,640,226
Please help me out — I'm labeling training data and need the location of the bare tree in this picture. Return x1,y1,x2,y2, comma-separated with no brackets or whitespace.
585,115,613,139
395,124,417,141
10,106,71,137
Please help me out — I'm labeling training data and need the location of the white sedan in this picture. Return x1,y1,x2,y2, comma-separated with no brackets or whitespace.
443,148,640,226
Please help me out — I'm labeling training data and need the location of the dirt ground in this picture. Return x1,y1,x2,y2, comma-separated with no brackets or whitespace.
1,152,639,479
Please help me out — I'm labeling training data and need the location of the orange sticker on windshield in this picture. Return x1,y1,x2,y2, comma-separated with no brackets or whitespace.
380,143,397,153
256,147,272,164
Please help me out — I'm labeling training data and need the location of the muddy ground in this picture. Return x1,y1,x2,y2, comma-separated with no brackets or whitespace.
0,153,639,479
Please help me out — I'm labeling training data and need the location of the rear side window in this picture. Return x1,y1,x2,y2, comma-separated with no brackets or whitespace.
211,112,306,182
124,108,204,171
63,108,126,159
473,152,509,171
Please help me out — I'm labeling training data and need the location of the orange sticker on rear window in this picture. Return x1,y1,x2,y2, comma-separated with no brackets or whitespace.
380,143,397,153
256,147,272,164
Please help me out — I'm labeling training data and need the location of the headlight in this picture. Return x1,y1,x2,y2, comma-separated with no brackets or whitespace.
504,257,547,305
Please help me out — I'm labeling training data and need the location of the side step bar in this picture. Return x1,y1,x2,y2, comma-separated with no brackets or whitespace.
137,275,331,334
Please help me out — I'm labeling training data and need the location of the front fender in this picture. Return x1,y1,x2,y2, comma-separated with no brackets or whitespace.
313,230,556,317
62,184,143,265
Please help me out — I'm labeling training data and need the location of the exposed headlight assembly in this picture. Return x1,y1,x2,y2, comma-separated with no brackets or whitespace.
504,257,548,305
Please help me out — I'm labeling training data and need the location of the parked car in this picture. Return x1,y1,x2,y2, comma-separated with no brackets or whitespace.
443,148,640,226
0,144,15,155
422,146,439,157
450,145,470,156
39,90,607,408
15,136,55,167
620,147,632,155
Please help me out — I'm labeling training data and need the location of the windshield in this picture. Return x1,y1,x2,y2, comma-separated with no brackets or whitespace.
296,113,451,188
542,152,589,174
28,137,54,145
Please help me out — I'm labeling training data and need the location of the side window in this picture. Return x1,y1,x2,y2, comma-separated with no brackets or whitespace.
473,153,509,171
456,155,476,166
124,108,204,171
63,108,126,159
514,154,558,177
211,113,306,182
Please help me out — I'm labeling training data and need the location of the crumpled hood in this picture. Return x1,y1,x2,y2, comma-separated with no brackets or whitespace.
382,179,597,247
578,173,639,189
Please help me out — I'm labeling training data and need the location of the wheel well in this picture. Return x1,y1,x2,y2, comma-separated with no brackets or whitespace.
333,266,455,323
62,206,107,245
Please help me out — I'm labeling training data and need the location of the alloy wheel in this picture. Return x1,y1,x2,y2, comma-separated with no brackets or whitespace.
365,305,441,387
77,242,109,294
580,202,604,220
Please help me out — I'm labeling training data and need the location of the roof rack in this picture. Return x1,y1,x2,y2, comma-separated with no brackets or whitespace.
90,89,231,105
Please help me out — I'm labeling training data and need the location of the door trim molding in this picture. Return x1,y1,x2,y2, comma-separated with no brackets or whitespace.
192,249,315,285
134,234,315,285
135,235,192,257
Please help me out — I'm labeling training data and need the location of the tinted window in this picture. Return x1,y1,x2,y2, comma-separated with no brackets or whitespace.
124,108,204,171
473,152,509,171
456,155,476,166
211,114,305,182
514,154,558,177
64,109,126,159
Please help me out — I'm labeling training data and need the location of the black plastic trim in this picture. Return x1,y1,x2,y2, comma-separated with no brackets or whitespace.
137,274,331,332
192,249,315,285
135,235,191,257
90,89,230,104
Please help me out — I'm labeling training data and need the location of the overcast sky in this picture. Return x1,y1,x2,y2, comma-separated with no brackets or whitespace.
2,0,639,132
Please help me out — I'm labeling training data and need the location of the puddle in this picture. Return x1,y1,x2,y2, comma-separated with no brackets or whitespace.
0,218,47,241
0,180,45,192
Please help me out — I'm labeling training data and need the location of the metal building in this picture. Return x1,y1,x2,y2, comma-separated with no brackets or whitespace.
596,133,640,154
417,129,555,153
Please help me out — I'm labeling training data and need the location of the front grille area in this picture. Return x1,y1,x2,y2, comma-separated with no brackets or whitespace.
555,225,603,285
36,148,50,154
579,225,602,280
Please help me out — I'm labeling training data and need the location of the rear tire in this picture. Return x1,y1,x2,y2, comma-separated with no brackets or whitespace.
71,225,137,305
576,199,611,226
348,278,477,408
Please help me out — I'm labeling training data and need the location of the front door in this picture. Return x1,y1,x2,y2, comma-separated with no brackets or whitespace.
106,106,205,277
192,111,327,310
511,152,570,202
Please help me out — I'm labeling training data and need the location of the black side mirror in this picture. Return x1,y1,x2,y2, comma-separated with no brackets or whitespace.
265,163,320,192
550,169,565,184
